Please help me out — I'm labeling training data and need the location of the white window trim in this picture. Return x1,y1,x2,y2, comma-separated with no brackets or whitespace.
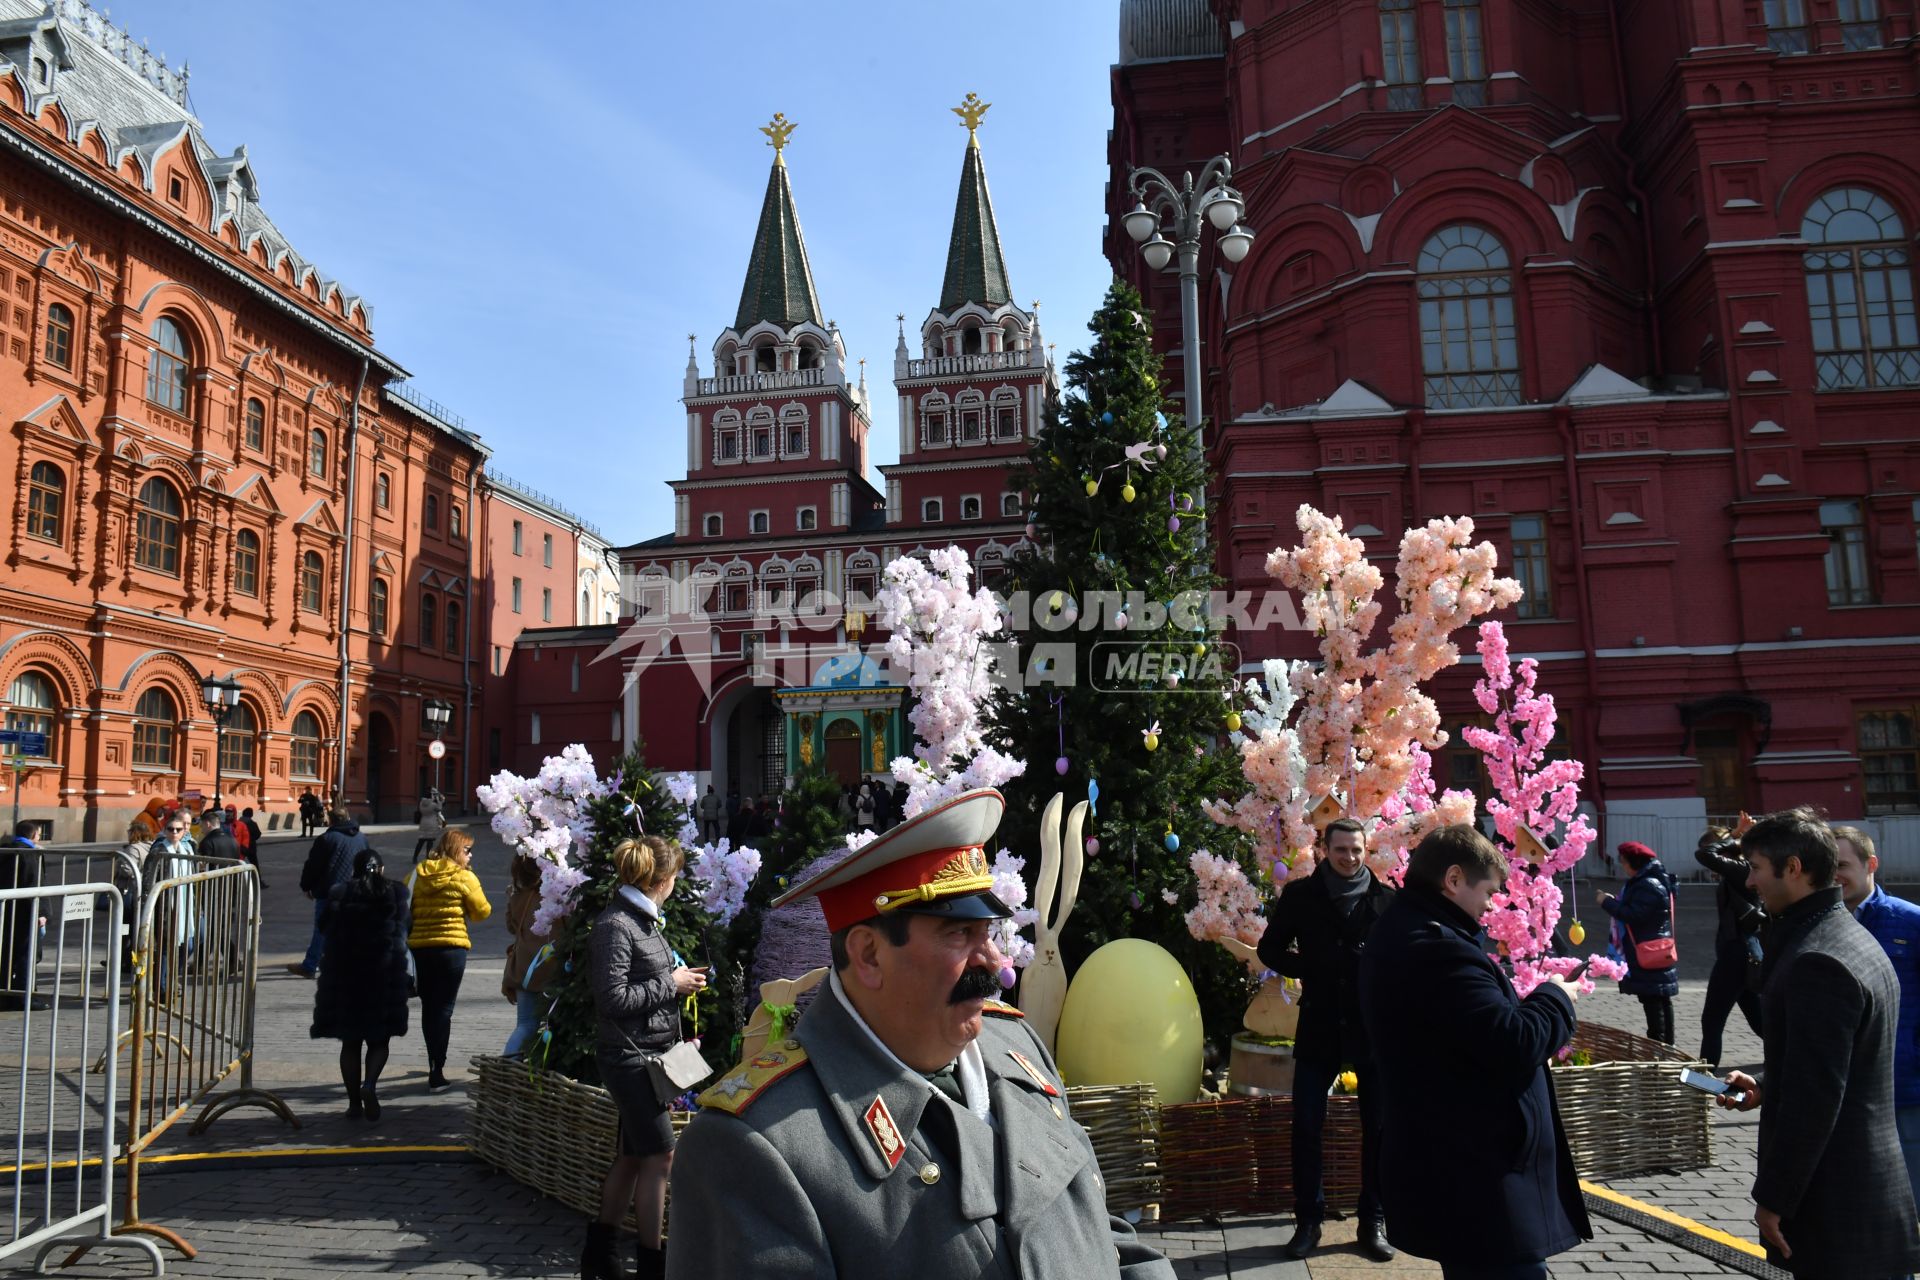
704,514,723,537
796,506,818,531
960,493,983,521
1000,492,1023,518
922,498,944,523
749,509,771,535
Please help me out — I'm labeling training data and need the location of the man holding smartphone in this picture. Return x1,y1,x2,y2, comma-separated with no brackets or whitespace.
1719,808,1919,1278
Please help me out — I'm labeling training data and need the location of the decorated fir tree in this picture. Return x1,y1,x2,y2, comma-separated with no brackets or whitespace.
994,279,1252,1045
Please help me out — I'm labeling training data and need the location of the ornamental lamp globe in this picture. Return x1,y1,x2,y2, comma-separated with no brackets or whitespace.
1141,234,1175,271
1219,224,1254,264
1206,189,1244,231
1123,201,1159,243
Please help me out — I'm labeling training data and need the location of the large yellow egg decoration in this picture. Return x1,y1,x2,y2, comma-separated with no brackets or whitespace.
1054,939,1204,1103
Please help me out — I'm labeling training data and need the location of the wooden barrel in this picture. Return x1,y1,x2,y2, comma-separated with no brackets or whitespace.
1227,1035,1296,1097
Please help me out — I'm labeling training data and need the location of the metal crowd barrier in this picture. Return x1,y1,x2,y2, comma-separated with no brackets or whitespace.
67,857,296,1266
0,881,163,1275
0,849,141,1005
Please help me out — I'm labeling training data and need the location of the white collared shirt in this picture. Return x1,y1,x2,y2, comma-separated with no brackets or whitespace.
829,969,992,1124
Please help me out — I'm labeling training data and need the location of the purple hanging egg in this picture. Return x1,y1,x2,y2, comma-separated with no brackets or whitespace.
1025,522,1037,538
1085,837,1100,856
1179,494,1194,511
1129,890,1144,909
998,964,1017,989
1168,514,1181,533
1055,756,1070,775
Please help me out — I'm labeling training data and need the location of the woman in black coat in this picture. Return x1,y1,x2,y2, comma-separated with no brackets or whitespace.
1693,826,1765,1067
311,849,410,1120
1597,841,1680,1045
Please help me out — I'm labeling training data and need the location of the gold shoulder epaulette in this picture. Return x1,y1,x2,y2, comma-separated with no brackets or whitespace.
696,1039,812,1116
982,999,1025,1019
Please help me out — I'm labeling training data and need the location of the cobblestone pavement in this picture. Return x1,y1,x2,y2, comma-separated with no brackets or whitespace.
11,828,1881,1278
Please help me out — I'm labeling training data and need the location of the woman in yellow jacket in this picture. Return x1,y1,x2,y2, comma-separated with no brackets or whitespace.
408,828,491,1092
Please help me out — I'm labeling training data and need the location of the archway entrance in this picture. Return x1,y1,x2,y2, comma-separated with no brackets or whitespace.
824,718,861,785
367,713,395,820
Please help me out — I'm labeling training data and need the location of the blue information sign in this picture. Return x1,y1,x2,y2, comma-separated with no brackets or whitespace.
0,729,49,756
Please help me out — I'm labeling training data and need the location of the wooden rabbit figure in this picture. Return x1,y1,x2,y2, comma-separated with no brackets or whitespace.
1218,936,1300,1040
1017,792,1086,1052
738,965,829,1063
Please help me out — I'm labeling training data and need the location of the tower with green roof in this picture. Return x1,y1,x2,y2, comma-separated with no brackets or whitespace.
883,94,1055,571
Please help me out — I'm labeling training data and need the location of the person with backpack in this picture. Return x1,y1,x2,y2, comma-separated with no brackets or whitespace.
291,810,369,979
1597,841,1680,1045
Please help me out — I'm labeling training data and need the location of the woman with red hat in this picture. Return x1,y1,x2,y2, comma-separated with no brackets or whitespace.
1597,842,1680,1044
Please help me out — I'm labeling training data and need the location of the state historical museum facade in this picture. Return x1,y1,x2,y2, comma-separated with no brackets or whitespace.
1110,0,1920,836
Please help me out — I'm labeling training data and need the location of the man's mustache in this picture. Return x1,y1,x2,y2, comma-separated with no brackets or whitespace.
949,966,1000,1005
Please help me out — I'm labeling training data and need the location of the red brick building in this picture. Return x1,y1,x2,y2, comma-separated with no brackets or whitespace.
0,0,489,836
1108,0,1920,849
574,113,1057,800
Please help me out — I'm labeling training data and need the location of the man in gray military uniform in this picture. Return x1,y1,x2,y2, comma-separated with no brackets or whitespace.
667,787,1173,1279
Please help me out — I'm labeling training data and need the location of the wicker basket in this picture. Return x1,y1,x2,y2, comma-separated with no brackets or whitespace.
1554,1022,1714,1180
468,1056,1161,1218
1158,1094,1363,1222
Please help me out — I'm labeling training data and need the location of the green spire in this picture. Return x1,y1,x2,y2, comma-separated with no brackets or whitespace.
734,114,823,332
939,95,1012,313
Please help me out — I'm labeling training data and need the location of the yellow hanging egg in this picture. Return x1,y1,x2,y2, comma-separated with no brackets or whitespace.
1338,1070,1359,1094
1568,920,1586,946
1143,732,1159,752
1226,712,1242,731
1085,478,1099,497
1192,642,1205,656
1121,483,1136,503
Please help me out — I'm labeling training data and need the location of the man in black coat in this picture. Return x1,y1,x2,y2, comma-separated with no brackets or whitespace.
0,821,48,1012
1358,825,1588,1279
1719,807,1920,1279
1257,817,1396,1261
197,808,243,862
290,811,368,979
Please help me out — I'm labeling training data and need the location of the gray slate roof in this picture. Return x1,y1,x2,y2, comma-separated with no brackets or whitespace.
0,0,368,320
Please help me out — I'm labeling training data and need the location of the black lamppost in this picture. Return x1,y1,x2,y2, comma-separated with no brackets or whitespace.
201,671,242,810
424,697,452,797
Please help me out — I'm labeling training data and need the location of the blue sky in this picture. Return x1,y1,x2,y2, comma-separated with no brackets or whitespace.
109,0,1125,543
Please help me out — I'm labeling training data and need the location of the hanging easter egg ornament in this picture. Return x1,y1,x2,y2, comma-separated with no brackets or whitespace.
1179,493,1194,511
1101,410,1114,425
1155,444,1167,461
1085,478,1099,497
1113,610,1129,630
1164,830,1181,853
1121,482,1136,503
1168,515,1181,533
1141,720,1161,752
1025,522,1037,538
1568,920,1586,946
1085,837,1100,857
1055,756,1070,776
998,962,1017,989
1226,711,1242,731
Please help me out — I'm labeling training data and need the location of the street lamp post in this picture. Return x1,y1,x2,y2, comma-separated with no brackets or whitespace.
200,672,242,811
424,697,452,798
1121,156,1255,454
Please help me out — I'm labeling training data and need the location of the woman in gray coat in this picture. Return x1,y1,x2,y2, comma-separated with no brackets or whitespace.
582,835,706,1280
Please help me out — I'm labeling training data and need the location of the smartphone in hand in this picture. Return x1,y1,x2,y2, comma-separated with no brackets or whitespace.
1678,1068,1748,1105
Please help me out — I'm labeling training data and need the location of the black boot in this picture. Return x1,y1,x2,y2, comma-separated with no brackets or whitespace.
633,1241,665,1280
580,1222,626,1280
1358,1218,1396,1262
1284,1220,1321,1259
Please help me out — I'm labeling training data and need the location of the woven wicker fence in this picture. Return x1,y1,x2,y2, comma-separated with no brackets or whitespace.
467,1056,1162,1220
1156,1022,1713,1222
1556,1021,1713,1181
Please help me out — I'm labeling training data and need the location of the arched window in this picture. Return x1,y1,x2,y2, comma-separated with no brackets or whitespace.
44,302,72,369
375,472,391,509
232,528,260,596
135,477,182,575
5,670,56,758
370,577,389,637
244,398,265,450
290,710,324,780
132,687,176,768
219,700,257,775
1418,225,1521,408
449,503,463,540
27,461,64,542
299,550,324,613
445,599,462,652
308,428,327,479
146,316,190,414
1801,188,1920,391
420,590,438,649
423,492,438,532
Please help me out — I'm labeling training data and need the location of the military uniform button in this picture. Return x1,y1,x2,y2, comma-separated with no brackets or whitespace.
918,1163,941,1185
781,1039,800,1051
